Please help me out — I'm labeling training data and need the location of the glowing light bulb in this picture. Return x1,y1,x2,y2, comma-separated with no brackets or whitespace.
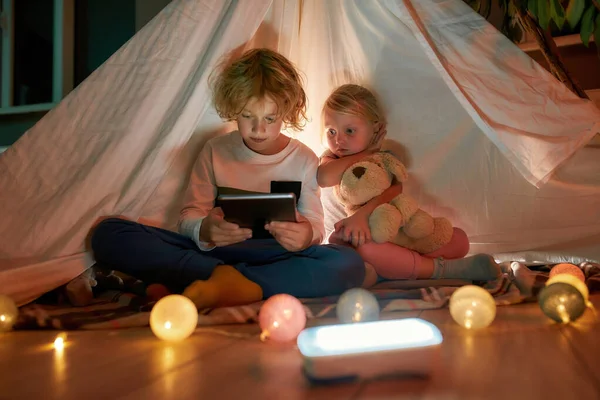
0,294,19,332
449,285,496,329
54,333,67,350
336,288,380,324
538,273,590,324
546,274,589,303
150,295,198,342
549,263,585,283
259,294,306,342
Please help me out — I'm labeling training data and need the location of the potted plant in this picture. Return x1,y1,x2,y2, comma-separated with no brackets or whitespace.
466,0,599,99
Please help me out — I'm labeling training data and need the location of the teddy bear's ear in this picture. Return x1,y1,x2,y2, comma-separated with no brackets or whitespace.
379,152,408,183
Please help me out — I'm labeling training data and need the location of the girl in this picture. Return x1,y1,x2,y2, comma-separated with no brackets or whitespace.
91,49,365,309
317,84,500,282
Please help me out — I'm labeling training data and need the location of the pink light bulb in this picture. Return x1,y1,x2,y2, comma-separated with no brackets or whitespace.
549,263,585,283
258,294,306,342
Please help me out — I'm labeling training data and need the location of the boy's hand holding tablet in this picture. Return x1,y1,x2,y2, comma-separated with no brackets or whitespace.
265,211,313,252
199,207,253,247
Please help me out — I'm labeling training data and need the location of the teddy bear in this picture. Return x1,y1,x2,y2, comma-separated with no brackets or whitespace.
334,151,454,254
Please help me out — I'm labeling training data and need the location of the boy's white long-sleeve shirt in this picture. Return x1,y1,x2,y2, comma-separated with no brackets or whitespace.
178,131,324,249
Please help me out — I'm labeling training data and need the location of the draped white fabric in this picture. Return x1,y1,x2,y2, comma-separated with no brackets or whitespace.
294,0,600,264
1,0,598,306
0,0,282,305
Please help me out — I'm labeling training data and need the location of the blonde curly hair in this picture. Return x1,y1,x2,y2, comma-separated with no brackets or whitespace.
210,48,308,131
322,84,386,127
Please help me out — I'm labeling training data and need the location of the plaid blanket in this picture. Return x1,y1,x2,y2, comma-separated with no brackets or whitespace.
13,261,600,331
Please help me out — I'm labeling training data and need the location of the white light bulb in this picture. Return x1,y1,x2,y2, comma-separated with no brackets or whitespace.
150,295,198,342
54,333,67,351
0,295,19,332
449,285,496,329
336,288,380,323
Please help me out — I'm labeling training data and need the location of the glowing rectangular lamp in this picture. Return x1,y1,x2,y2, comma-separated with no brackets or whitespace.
297,318,443,382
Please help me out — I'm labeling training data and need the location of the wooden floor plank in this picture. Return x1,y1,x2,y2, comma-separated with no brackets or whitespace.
117,325,359,400
0,328,237,400
402,301,600,400
2,299,600,400
559,295,600,389
354,379,429,400
119,312,422,400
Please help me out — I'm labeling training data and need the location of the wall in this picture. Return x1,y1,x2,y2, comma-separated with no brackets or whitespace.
525,42,600,92
135,0,172,32
0,112,43,147
78,0,136,83
13,0,54,105
0,0,138,147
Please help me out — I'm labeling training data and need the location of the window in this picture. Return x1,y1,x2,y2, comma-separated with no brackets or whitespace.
0,0,73,115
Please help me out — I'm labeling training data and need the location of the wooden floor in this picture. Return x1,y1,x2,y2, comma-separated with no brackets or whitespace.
2,295,600,400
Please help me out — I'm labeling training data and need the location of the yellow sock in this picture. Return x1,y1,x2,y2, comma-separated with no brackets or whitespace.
182,265,263,309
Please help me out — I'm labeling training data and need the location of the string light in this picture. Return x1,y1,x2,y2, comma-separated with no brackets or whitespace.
149,295,198,342
549,263,585,283
54,333,67,351
259,294,306,342
336,288,380,324
449,285,496,329
0,295,19,332
539,273,591,324
546,274,590,303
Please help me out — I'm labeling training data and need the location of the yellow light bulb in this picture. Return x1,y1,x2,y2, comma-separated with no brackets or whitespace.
449,285,496,329
0,295,19,333
549,263,585,283
150,295,198,342
54,333,67,351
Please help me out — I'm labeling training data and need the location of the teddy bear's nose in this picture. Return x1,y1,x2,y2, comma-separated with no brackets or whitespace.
352,166,367,179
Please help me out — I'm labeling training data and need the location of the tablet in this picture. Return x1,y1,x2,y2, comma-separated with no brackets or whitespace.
216,193,297,239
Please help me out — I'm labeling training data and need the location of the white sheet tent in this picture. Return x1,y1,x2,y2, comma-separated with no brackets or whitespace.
1,0,599,306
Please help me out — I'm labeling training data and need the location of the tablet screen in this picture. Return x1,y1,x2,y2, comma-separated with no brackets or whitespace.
216,193,297,239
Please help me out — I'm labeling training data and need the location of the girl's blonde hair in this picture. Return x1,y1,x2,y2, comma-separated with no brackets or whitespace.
322,84,386,127
210,48,308,131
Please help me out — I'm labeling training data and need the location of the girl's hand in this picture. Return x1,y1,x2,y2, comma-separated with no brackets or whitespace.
333,210,372,247
265,213,313,252
200,207,252,247
328,230,347,246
